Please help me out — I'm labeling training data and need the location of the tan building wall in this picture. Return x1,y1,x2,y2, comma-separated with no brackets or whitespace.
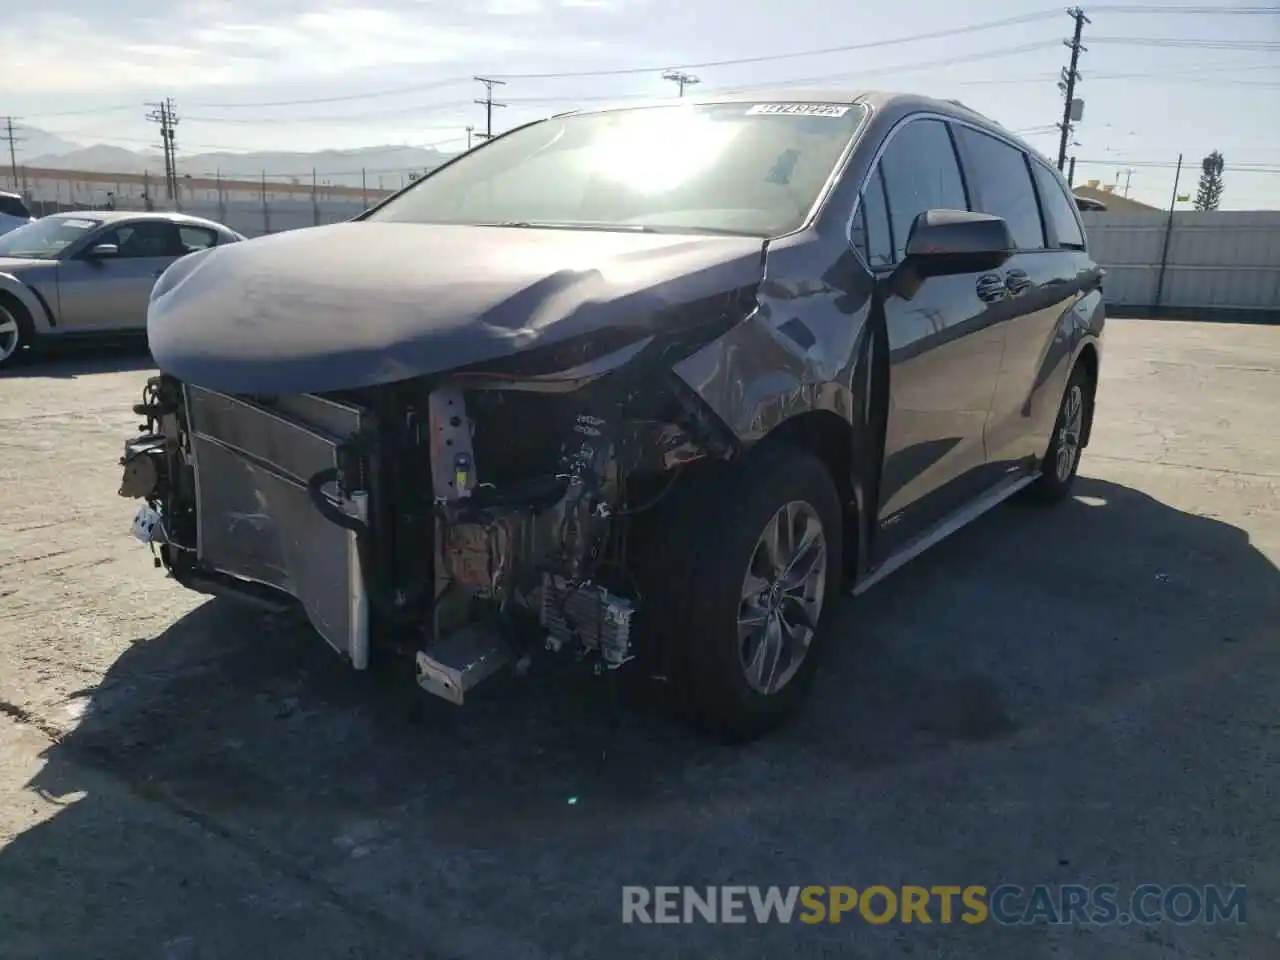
1073,181,1162,213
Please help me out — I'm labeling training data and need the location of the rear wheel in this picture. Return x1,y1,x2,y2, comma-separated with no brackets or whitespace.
639,444,844,742
0,296,34,370
1029,361,1091,503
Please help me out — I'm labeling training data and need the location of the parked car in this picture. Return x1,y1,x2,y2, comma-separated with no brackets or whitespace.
0,191,35,237
118,90,1104,741
0,210,245,368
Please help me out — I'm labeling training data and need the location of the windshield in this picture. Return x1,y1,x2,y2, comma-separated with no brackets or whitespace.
0,217,101,259
367,101,867,237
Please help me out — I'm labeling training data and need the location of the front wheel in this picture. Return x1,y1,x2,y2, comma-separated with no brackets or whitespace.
640,445,845,742
0,298,33,370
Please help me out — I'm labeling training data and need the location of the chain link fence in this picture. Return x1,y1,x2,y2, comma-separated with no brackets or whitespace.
6,168,398,238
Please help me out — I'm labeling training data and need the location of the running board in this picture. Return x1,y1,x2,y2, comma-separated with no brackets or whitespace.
852,473,1037,597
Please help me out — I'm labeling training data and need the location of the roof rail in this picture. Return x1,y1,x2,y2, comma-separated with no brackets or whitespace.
945,99,1001,125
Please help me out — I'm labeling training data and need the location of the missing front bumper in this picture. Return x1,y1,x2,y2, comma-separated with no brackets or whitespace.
182,385,372,669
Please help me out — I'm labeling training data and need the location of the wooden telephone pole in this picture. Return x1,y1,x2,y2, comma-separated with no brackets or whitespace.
1056,7,1089,172
474,77,507,140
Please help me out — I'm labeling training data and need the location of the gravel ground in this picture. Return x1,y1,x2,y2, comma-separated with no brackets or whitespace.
0,318,1277,960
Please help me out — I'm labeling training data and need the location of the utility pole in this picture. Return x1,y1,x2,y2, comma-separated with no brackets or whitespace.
1154,153,1183,313
1056,7,1089,172
1066,155,1077,187
474,77,506,140
3,117,22,194
145,98,180,207
662,70,701,97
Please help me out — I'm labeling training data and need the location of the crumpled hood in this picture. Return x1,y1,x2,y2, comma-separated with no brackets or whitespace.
147,220,766,394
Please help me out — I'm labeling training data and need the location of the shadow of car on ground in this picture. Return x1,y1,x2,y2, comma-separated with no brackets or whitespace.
1,338,153,379
3,476,1276,958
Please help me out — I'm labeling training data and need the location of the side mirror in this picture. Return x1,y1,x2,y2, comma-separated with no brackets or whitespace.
902,209,1013,277
86,242,119,259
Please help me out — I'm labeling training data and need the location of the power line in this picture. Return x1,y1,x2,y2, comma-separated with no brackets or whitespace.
1075,158,1280,172
189,78,474,110
486,10,1066,78
1089,37,1280,49
11,6,1280,119
172,40,1063,127
1090,3,1280,13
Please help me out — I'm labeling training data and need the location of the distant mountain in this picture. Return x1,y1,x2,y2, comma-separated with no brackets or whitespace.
20,127,459,188
14,127,84,158
26,144,164,174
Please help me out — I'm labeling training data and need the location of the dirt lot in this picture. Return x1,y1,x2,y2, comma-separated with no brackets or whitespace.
0,318,1277,960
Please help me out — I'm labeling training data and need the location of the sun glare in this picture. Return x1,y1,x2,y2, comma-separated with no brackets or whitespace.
584,107,742,195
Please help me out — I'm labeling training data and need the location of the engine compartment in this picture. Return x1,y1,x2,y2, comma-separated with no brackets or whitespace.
120,349,732,703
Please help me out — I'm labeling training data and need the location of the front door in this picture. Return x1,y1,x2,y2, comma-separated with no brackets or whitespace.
855,117,1006,558
56,220,183,332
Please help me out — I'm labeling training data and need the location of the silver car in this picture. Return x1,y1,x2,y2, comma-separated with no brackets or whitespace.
0,210,245,368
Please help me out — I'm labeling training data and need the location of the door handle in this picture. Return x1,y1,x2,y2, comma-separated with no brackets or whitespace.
1004,269,1032,296
976,273,1007,303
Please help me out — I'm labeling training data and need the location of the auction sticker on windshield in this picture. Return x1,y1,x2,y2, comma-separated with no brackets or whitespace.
746,103,851,117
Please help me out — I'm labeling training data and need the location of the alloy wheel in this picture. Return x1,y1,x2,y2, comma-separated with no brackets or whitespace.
0,306,20,365
737,500,828,695
1055,383,1084,482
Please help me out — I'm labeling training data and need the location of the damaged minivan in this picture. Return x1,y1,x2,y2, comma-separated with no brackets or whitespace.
118,90,1104,740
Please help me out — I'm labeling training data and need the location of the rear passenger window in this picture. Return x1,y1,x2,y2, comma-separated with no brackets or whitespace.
878,119,968,263
953,126,1044,250
850,166,894,268
1030,162,1087,250
179,226,218,251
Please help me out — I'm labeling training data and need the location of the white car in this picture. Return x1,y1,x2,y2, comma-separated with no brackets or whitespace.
0,192,35,236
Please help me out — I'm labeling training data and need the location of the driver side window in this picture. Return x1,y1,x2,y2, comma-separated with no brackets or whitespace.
95,221,183,259
878,118,969,262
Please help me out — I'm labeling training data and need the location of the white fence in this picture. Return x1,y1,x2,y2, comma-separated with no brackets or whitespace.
1081,210,1280,316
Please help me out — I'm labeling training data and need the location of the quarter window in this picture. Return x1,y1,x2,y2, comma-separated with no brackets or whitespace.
179,226,218,251
953,126,1045,250
1030,161,1087,250
849,165,894,268
877,119,968,263
0,195,31,219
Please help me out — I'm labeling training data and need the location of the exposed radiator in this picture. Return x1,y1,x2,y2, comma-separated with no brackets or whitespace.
183,385,372,667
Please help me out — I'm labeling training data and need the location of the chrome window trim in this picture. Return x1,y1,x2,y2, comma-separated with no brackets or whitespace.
791,98,875,238
842,109,1064,268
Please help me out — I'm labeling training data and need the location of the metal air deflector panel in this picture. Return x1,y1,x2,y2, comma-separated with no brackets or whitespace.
183,385,370,665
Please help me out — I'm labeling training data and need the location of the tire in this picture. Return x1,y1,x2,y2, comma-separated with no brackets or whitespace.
638,444,845,742
0,295,34,370
1028,360,1092,503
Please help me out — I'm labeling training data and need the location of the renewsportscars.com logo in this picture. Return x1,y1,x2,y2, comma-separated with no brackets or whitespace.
622,884,1248,926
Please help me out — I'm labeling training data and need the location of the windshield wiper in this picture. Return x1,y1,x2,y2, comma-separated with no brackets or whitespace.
475,220,660,233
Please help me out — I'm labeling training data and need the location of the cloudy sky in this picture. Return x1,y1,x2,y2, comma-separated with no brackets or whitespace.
5,0,1279,208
